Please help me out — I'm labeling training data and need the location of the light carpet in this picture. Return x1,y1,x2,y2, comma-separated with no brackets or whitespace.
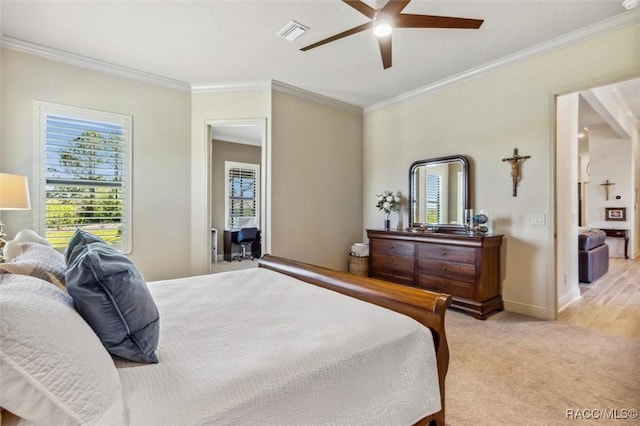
444,310,640,425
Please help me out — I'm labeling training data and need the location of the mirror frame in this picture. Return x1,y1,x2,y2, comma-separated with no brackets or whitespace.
408,155,470,230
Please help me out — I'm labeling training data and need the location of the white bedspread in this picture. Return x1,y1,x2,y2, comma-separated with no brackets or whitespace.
116,268,440,425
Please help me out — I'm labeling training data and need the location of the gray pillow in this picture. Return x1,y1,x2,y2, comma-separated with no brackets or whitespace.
66,228,104,258
65,230,159,363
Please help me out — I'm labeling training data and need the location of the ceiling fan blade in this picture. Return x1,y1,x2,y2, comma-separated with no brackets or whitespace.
396,14,484,29
381,0,410,16
342,0,376,19
378,35,392,69
300,22,373,51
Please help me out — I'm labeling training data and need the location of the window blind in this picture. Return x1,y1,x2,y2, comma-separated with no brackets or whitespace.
228,166,257,228
426,174,442,223
44,113,127,249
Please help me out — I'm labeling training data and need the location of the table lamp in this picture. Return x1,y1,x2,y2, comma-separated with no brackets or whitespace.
0,173,31,261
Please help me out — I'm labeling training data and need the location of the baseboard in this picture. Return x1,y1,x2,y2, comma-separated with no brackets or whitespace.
502,299,550,320
557,287,582,312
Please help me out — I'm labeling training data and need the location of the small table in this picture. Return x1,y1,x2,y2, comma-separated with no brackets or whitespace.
600,228,629,259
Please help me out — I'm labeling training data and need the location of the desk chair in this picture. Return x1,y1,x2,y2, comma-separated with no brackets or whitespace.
232,227,258,261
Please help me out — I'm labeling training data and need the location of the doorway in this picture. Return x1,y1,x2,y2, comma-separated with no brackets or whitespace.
555,77,639,319
207,119,268,272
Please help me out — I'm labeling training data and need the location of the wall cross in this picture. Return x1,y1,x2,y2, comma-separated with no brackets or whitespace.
501,148,531,197
600,179,615,200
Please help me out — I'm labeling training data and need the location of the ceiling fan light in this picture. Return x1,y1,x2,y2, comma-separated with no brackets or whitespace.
622,0,639,10
373,22,392,37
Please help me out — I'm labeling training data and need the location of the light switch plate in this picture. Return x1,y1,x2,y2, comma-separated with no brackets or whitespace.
530,213,546,226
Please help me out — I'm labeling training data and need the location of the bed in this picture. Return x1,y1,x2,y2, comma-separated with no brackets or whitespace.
0,230,451,426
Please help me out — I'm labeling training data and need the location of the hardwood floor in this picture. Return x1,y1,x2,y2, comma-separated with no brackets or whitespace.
558,256,640,339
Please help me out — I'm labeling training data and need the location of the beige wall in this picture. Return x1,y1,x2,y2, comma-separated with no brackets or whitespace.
271,90,363,271
211,139,261,255
364,23,640,319
190,89,270,275
0,48,192,281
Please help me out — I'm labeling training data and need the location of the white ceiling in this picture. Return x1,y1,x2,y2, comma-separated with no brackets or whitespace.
2,0,638,110
211,124,263,145
578,77,640,132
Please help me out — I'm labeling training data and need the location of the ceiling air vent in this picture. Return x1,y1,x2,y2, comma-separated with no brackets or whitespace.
276,21,308,41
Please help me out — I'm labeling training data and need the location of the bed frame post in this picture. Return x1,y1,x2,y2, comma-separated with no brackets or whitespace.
258,255,452,425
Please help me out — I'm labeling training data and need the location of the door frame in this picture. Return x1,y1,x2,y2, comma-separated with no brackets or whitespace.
206,118,269,266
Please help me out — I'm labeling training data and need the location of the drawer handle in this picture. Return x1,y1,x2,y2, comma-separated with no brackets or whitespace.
441,251,447,256
441,267,447,271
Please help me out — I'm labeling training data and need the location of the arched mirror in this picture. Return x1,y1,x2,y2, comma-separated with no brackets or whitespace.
409,155,470,229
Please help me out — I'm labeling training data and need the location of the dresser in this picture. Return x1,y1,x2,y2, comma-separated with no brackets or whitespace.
367,229,503,319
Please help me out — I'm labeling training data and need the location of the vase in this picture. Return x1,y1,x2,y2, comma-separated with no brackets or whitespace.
384,212,390,230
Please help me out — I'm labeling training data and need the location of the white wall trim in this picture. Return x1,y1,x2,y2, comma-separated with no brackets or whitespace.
191,81,272,93
204,117,270,271
1,37,191,92
192,80,362,114
557,290,583,312
503,299,550,320
365,10,640,113
271,80,363,115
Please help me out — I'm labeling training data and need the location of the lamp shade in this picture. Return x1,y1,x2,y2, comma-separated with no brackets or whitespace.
0,173,31,210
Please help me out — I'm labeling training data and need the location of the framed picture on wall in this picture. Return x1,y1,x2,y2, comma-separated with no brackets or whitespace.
605,207,626,221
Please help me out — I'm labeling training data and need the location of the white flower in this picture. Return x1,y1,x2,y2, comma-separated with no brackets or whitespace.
375,190,402,214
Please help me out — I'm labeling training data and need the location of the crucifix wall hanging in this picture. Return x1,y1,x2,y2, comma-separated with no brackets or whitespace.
502,148,531,197
600,179,615,200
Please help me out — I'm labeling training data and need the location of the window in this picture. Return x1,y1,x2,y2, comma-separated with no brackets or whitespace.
38,103,132,252
224,161,260,229
426,173,442,223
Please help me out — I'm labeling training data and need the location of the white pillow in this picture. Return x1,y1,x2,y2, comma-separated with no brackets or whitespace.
0,274,125,426
2,229,51,261
0,242,66,291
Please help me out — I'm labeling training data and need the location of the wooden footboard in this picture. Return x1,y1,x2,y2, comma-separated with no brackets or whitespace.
258,255,452,426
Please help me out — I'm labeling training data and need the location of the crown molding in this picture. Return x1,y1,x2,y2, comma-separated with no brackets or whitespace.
1,36,191,92
2,35,362,113
365,9,640,113
191,81,272,93
271,80,363,115
190,81,362,115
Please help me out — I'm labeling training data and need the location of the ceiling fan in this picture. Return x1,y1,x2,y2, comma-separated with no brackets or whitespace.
300,0,484,69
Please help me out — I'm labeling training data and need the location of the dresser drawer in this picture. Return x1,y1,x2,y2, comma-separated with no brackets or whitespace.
418,259,475,283
371,239,415,257
418,244,475,264
417,275,475,300
370,253,415,286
